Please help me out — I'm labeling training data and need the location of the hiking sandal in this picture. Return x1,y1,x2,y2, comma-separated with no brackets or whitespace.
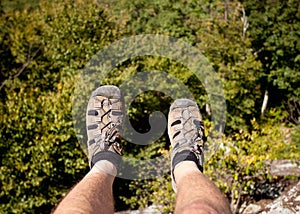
86,85,124,170
168,99,206,192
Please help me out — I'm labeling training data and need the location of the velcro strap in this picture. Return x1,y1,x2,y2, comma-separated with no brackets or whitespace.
91,151,122,170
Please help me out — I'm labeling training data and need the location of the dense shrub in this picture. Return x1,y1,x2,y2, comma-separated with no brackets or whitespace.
0,0,299,213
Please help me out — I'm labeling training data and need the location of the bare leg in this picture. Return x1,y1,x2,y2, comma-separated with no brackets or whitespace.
53,161,116,214
54,86,124,213
174,161,231,214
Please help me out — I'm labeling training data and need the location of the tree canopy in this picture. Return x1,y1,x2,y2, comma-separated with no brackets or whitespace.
0,0,299,213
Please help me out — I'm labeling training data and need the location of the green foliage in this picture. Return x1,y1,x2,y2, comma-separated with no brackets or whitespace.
243,0,300,124
0,0,121,212
191,1,262,131
103,0,264,131
207,118,300,207
124,119,299,213
1,0,40,11
0,81,87,213
1,0,299,213
122,175,175,213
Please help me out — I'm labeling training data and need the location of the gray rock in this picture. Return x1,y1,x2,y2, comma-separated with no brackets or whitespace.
115,205,162,214
261,181,300,214
242,203,262,214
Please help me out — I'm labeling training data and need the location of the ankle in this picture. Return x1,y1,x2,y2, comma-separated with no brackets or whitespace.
174,161,202,184
88,160,117,176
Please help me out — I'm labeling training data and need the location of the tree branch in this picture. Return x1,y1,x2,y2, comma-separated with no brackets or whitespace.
0,45,42,91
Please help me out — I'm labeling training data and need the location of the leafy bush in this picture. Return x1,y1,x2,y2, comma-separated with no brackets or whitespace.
0,0,121,212
1,0,299,213
122,118,300,213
